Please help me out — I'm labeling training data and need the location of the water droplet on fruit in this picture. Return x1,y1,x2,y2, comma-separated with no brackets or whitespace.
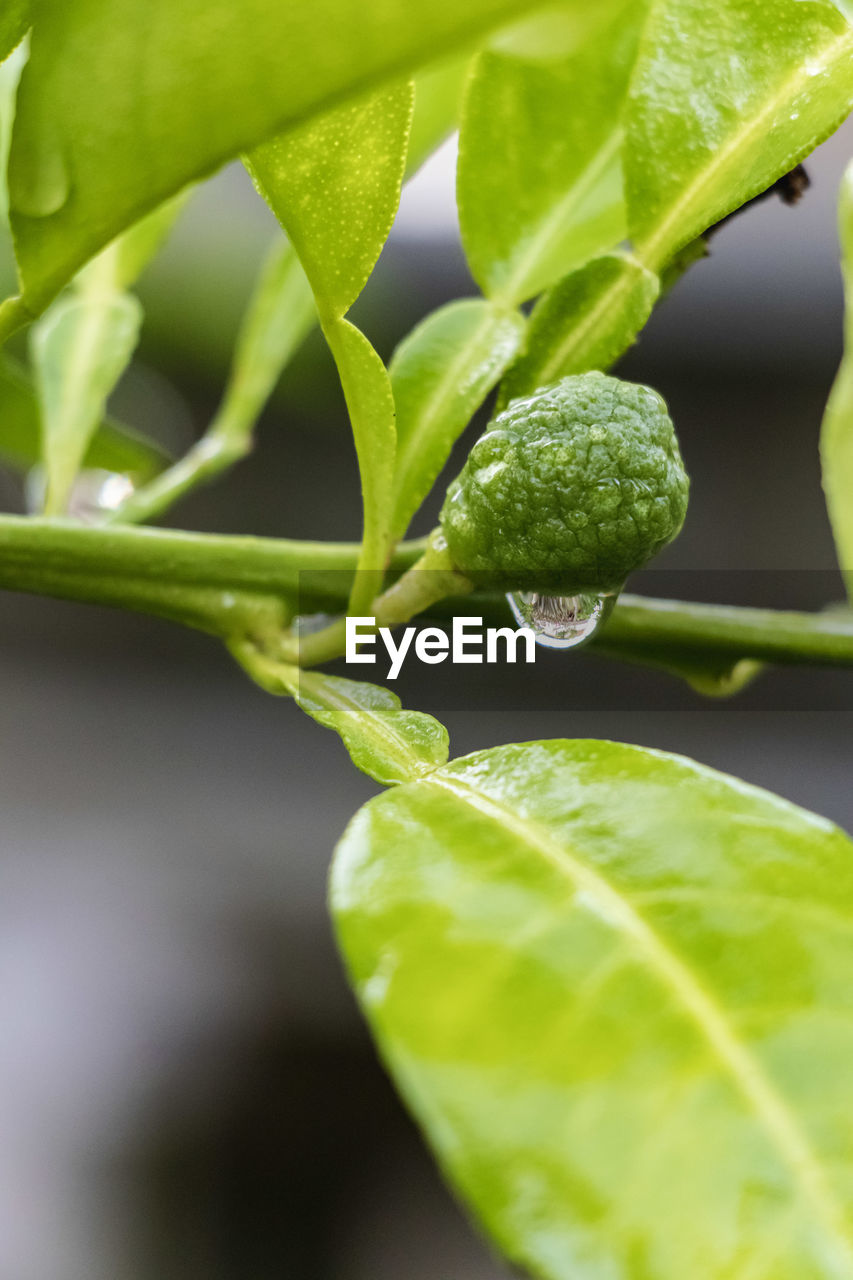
506,590,617,650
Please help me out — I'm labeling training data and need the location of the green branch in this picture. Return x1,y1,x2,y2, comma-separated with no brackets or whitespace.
0,514,425,638
0,516,851,677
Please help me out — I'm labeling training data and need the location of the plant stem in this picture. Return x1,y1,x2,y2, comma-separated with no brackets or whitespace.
289,531,474,666
451,591,853,669
105,431,250,526
0,514,852,673
601,594,853,667
0,514,425,637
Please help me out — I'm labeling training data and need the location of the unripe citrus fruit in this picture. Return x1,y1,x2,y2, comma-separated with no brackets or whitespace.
439,371,689,593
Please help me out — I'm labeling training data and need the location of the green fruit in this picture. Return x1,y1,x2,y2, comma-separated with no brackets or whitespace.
439,371,689,593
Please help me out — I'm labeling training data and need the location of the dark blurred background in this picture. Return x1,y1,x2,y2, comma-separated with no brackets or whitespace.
1,119,853,1280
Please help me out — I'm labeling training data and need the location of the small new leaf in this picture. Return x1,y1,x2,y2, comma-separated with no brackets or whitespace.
390,299,525,541
497,253,659,409
31,291,142,514
236,649,449,787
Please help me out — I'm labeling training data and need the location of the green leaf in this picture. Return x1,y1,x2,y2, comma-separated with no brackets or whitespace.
0,37,26,228
248,82,413,320
822,161,853,598
390,299,525,541
328,320,397,605
4,0,544,330
497,253,659,409
626,0,853,270
333,738,853,1280
457,0,646,305
249,85,411,605
31,290,142,514
213,235,316,448
407,54,471,177
28,191,186,514
0,0,28,64
236,651,449,786
95,190,191,292
0,354,169,479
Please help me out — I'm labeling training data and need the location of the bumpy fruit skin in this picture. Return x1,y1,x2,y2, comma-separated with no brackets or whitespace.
439,371,689,593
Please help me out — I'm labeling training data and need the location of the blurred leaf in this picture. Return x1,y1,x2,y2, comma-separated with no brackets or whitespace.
457,0,646,305
390,299,525,541
408,54,471,176
333,738,853,1280
28,195,185,514
822,160,853,597
31,290,142,513
213,235,316,447
498,253,659,409
242,655,449,786
4,0,546,330
626,0,853,269
593,634,764,698
248,83,413,320
0,0,28,64
0,354,168,478
95,190,191,292
0,37,26,226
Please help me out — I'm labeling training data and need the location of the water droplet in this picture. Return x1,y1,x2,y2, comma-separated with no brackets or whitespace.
294,611,339,636
506,589,618,650
67,469,135,521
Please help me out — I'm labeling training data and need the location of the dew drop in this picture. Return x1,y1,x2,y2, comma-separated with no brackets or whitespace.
294,611,339,636
26,466,136,521
68,469,135,521
506,589,618,650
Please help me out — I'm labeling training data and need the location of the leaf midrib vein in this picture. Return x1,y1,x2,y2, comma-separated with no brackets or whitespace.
636,24,853,270
494,128,623,306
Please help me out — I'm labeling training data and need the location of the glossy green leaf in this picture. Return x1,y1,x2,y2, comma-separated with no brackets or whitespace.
333,738,853,1280
457,0,646,305
626,0,853,270
0,354,169,478
822,161,853,597
4,0,544,331
31,290,142,513
239,653,449,786
0,0,28,64
498,253,659,410
248,82,413,321
390,299,525,541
